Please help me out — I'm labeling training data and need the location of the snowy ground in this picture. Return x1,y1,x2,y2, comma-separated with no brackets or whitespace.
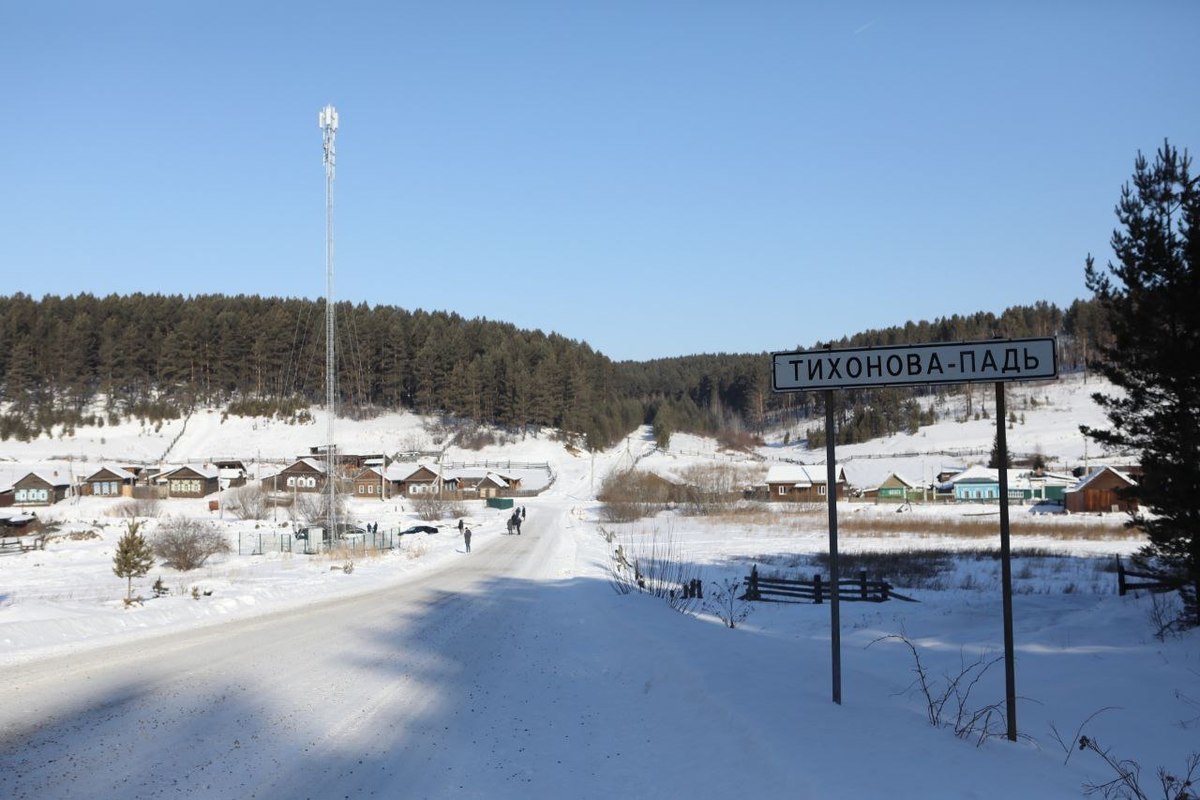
1,374,1197,798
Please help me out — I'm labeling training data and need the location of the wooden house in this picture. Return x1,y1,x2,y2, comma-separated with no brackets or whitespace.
1064,466,1138,514
265,458,329,494
13,471,72,506
876,472,922,501
81,465,138,498
394,464,446,496
350,465,393,496
160,465,219,498
765,464,847,502
447,468,523,498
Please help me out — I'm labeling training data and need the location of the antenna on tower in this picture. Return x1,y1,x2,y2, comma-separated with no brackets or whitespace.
319,104,339,549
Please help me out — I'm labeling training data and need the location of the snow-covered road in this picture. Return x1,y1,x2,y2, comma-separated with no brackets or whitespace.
0,499,802,799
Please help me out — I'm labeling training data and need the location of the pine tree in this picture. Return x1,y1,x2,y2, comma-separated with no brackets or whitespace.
113,520,155,603
1082,140,1200,627
988,430,1012,469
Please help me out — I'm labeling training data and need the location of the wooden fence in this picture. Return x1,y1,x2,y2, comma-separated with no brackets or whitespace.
739,565,916,604
1116,555,1179,596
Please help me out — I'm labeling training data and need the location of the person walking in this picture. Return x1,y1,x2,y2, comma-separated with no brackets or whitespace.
463,526,472,553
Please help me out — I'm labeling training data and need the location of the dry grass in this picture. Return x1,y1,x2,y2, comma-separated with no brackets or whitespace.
701,504,1139,541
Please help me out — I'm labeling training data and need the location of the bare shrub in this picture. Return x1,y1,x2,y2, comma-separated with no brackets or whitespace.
291,490,349,526
598,469,673,522
110,497,161,519
869,632,1009,746
412,495,457,521
715,430,764,451
404,539,429,559
676,463,760,515
153,517,232,571
224,485,270,521
1071,733,1200,800
608,525,701,613
703,577,753,629
1149,591,1186,642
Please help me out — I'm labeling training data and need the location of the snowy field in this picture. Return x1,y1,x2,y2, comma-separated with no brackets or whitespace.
1,373,1197,799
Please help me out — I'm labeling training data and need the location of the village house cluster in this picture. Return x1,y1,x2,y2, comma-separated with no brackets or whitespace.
760,462,1139,513
0,446,526,520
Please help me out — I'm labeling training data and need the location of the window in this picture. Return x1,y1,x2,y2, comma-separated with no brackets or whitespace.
358,485,365,494
818,484,827,496
36,488,49,501
15,489,27,502
777,486,787,496
286,476,296,488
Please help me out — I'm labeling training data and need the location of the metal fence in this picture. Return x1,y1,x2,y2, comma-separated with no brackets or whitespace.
237,529,405,556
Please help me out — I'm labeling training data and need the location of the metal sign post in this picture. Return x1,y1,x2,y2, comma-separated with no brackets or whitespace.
824,389,842,705
770,337,1056,736
995,382,1017,742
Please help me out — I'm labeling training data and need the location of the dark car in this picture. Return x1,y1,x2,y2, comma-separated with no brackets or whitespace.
398,525,438,535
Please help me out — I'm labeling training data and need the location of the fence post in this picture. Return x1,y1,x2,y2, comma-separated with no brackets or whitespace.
813,573,823,604
748,565,760,601
1117,555,1127,597
881,581,890,602
860,570,868,601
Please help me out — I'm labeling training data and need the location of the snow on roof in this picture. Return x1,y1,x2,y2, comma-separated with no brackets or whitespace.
1069,465,1137,493
85,464,137,482
883,472,919,489
24,470,71,487
162,464,219,480
765,464,844,485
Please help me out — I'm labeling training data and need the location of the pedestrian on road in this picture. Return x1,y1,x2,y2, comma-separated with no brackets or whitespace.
521,506,526,520
463,526,472,553
457,518,464,533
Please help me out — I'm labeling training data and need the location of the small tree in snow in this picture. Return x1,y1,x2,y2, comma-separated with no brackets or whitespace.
112,520,154,603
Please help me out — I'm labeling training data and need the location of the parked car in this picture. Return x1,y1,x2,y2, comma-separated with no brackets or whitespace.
398,525,438,535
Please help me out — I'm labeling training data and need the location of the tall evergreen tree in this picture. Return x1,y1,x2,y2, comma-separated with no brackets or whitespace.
987,430,1012,470
1082,140,1200,627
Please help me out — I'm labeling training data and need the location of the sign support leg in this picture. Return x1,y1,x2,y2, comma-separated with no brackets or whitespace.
995,381,1017,742
824,389,842,705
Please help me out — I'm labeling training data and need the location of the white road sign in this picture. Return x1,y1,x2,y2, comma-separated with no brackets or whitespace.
772,337,1058,392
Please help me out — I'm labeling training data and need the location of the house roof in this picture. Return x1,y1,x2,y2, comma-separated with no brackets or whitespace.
20,470,71,488
1068,465,1138,493
84,464,137,482
879,472,919,489
396,463,442,481
161,464,219,480
765,463,846,486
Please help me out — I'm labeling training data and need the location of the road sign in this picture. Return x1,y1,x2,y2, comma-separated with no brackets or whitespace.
772,337,1057,392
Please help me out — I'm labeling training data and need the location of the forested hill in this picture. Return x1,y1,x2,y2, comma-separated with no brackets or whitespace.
0,293,1106,448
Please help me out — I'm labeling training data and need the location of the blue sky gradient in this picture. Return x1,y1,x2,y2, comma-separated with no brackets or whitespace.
5,1,1198,361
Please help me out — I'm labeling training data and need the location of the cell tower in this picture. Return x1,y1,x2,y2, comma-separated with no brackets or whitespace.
319,104,338,546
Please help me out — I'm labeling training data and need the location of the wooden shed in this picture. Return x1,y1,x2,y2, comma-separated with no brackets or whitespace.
1064,466,1138,514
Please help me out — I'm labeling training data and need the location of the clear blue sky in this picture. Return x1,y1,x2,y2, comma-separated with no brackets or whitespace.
5,1,1198,362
